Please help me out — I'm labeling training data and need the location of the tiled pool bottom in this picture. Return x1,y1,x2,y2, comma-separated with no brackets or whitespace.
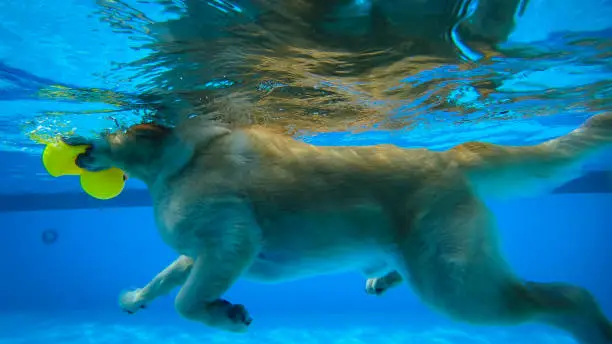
0,311,575,344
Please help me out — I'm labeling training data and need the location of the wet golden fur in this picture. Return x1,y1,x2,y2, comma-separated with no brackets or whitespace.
75,113,612,342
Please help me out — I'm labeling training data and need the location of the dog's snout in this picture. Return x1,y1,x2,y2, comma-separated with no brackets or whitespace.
75,148,92,169
61,136,101,171
75,147,105,172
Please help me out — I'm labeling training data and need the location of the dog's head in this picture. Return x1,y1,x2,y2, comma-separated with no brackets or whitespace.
69,123,177,182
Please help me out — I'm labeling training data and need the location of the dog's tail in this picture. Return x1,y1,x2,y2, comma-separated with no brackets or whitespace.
448,112,612,198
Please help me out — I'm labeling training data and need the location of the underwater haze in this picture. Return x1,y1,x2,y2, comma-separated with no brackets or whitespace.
1,0,612,343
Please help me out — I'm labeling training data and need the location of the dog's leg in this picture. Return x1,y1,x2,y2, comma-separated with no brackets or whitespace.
119,255,193,314
396,191,612,343
173,205,261,333
365,271,403,296
523,281,612,344
174,249,257,332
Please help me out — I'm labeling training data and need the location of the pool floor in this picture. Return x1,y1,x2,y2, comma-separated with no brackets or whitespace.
0,311,575,344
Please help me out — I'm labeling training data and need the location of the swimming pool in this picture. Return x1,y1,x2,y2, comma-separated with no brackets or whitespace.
0,1,611,343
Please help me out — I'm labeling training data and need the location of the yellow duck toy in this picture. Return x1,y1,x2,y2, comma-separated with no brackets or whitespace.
42,139,125,200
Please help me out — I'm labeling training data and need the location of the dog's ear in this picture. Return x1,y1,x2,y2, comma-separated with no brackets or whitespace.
125,123,172,141
61,135,92,147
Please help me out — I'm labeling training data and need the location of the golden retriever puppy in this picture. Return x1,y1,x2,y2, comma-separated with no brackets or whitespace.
73,113,612,342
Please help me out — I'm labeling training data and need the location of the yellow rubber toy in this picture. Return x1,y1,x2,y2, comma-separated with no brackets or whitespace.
42,140,125,200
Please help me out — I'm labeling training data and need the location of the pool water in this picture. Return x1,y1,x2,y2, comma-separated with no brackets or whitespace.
0,312,577,344
2,195,609,343
0,1,611,344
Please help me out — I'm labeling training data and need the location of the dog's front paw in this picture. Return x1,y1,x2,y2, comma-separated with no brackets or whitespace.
365,271,403,296
119,289,147,314
210,299,253,333
365,277,388,296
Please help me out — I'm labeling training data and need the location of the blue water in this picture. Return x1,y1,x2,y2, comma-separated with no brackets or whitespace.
1,0,612,343
1,196,610,343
